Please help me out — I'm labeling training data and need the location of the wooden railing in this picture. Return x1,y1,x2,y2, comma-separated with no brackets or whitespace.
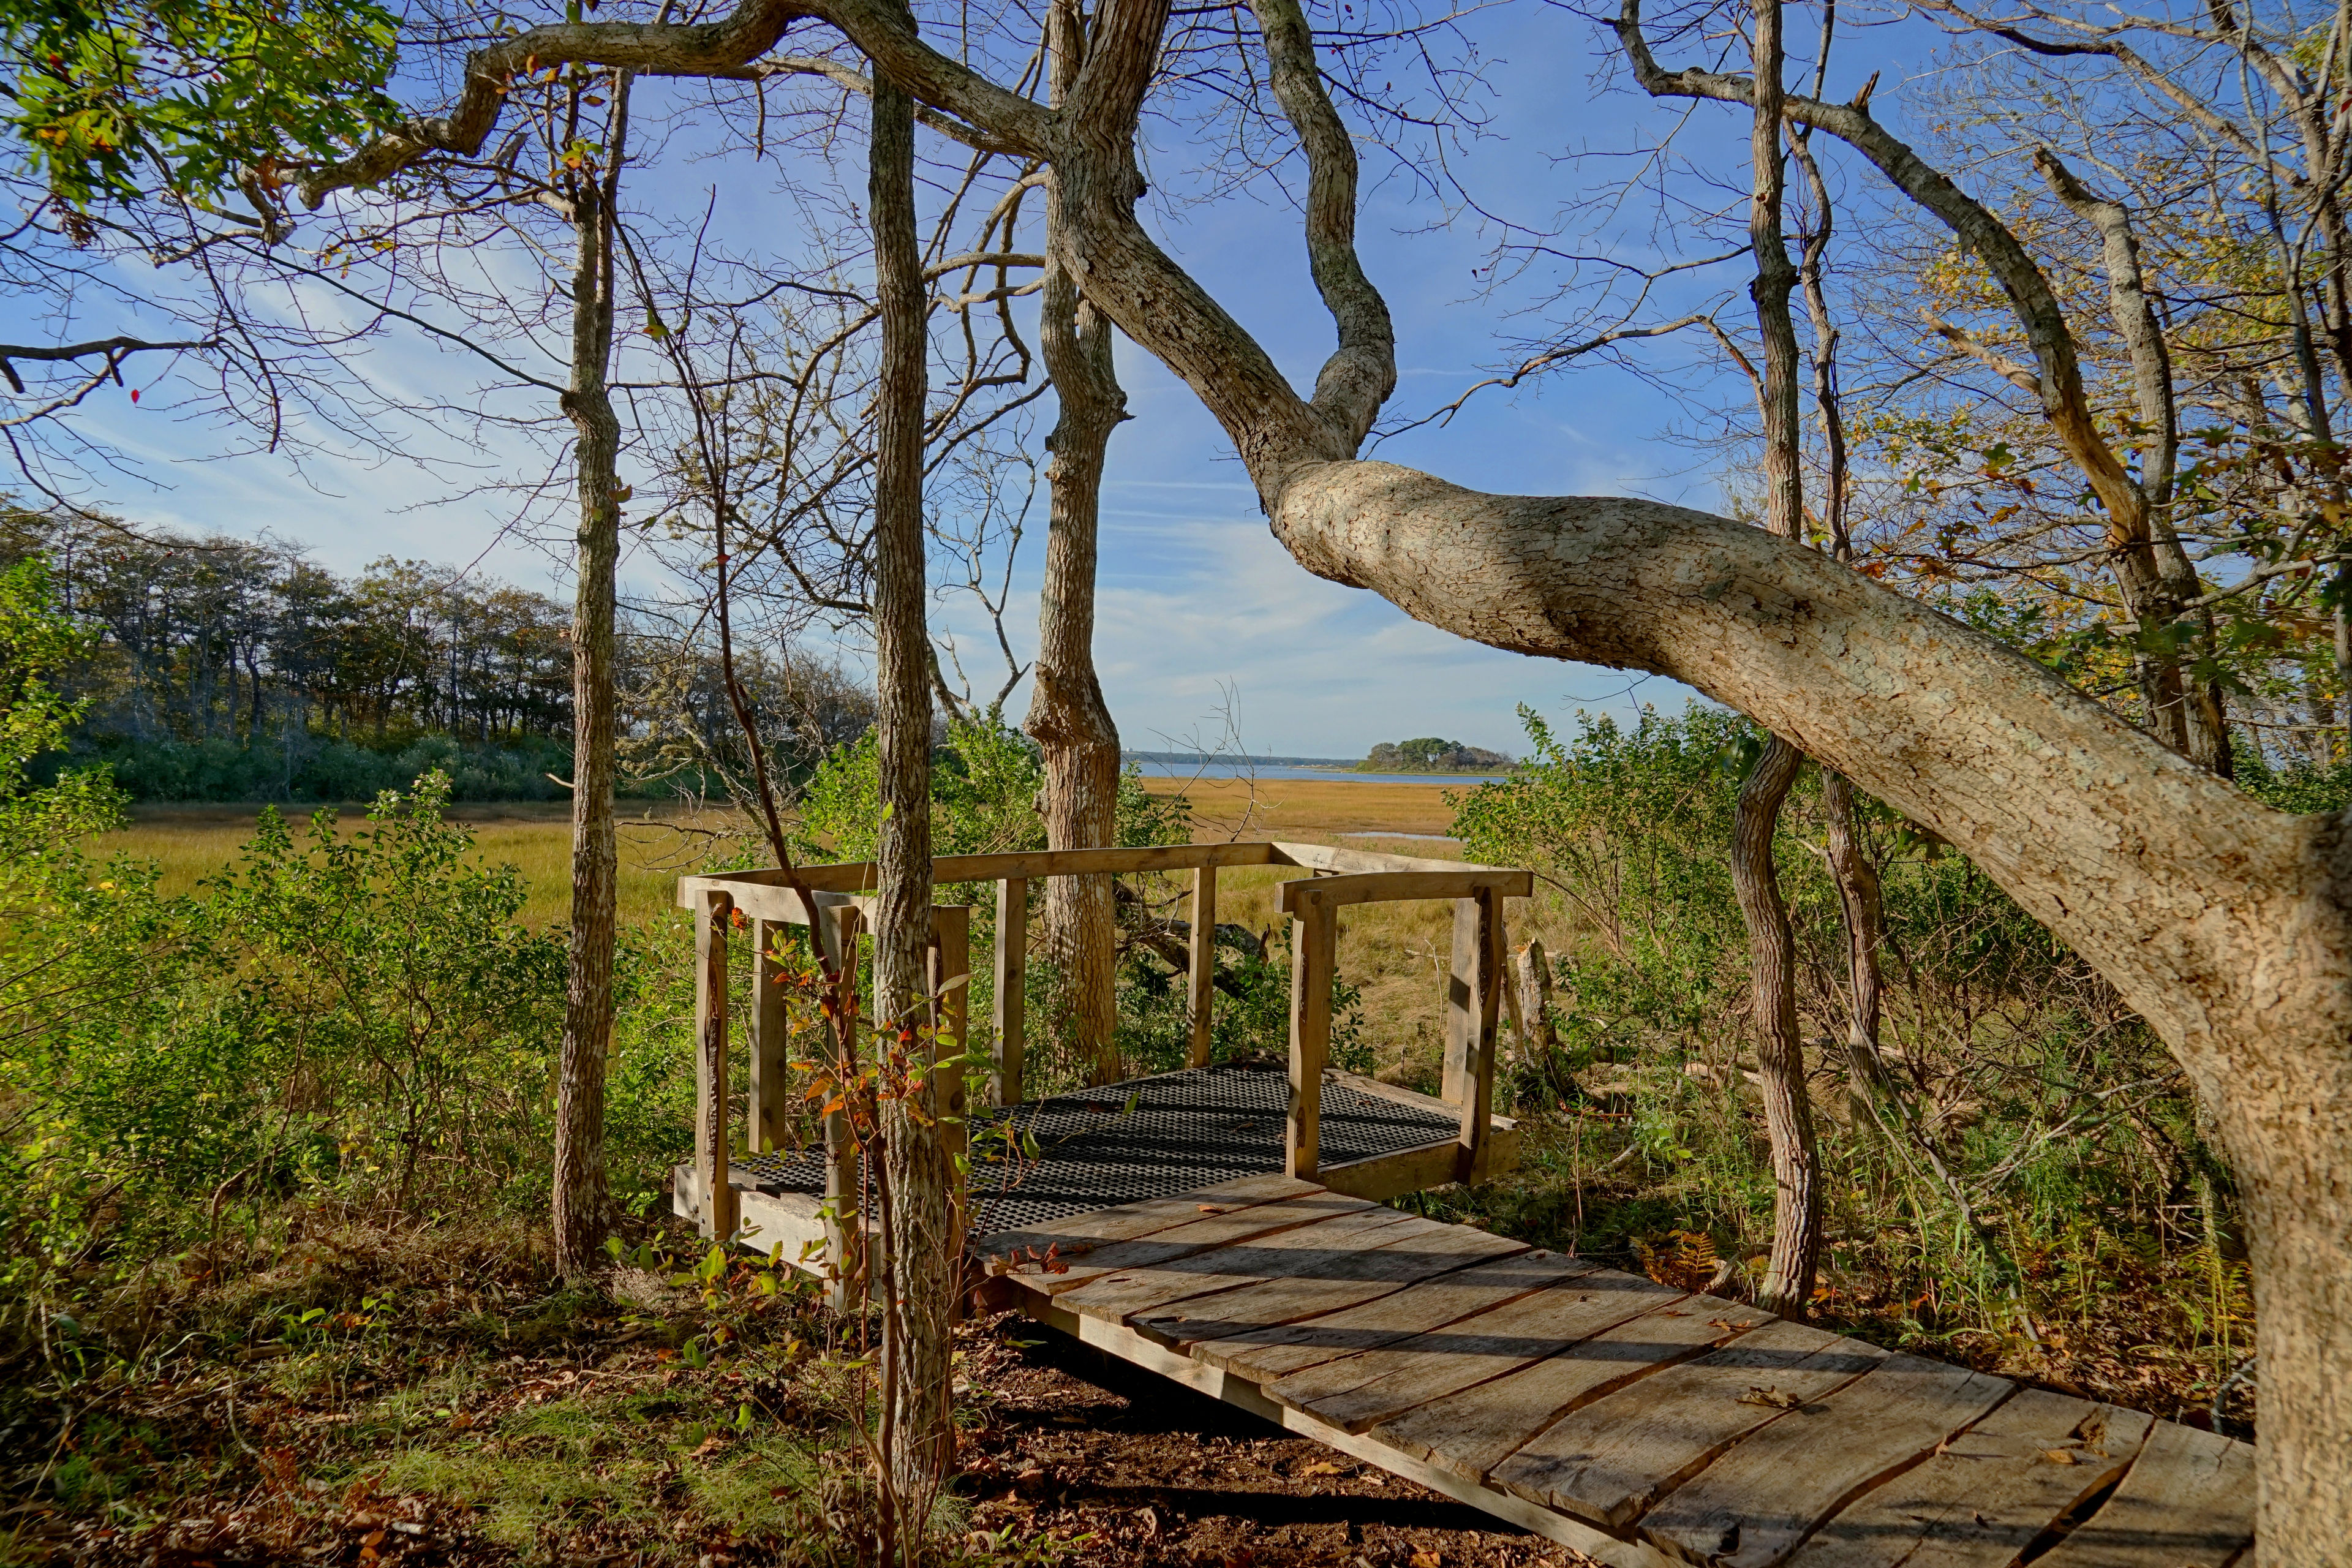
673,840,1532,1249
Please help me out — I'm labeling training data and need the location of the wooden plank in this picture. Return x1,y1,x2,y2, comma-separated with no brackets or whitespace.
1457,889,1502,1179
1443,897,1478,1104
1145,1218,1527,1364
1319,1123,1525,1200
1373,1295,1778,1480
976,1172,1321,1263
1027,1293,1684,1568
677,879,855,925
1052,1203,1424,1323
1329,1069,1504,1121
989,1182,1369,1298
1489,1317,1889,1525
1280,868,1534,914
1272,840,1494,875
2027,1419,2253,1568
1640,1353,2013,1568
1266,1268,1694,1433
1215,1247,1602,1384
1782,1389,2154,1568
693,891,739,1240
734,1186,830,1274
1287,892,1336,1179
1187,864,1217,1069
992,876,1025,1106
747,917,791,1157
678,840,1281,908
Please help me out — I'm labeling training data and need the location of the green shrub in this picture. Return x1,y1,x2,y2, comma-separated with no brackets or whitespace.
1446,701,2225,1357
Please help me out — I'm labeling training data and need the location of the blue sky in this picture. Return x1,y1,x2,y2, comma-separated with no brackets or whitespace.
6,0,1924,758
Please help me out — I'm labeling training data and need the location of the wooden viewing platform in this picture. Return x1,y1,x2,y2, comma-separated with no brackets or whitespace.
668,842,2255,1566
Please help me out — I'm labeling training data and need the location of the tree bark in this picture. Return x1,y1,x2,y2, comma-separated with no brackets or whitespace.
1733,736,1821,1314
868,36,955,1541
551,75,631,1281
1733,0,1823,1318
1022,0,1129,1088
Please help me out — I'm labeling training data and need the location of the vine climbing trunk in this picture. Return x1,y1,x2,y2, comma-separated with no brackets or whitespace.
551,73,631,1280
1732,0,1823,1318
867,32,955,1552
1735,737,1823,1314
1023,0,1130,1087
1820,769,1894,1101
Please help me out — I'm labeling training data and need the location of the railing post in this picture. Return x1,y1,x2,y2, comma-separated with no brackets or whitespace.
1455,889,1502,1182
748,916,789,1159
991,877,1025,1106
1287,885,1335,1181
820,904,863,1311
694,889,739,1241
1443,897,1480,1106
1188,864,1218,1069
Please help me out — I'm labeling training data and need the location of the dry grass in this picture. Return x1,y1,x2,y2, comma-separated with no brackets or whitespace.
96,802,734,929
95,782,1481,1081
1144,775,1469,839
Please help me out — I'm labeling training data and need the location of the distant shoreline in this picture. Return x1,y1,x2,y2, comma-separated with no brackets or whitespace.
1121,751,1516,778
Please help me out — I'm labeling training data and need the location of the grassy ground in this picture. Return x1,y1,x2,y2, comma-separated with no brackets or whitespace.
96,802,739,929
4,1213,1598,1568
1146,775,1466,840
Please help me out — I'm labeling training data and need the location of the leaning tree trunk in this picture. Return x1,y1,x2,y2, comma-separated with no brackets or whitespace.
1733,0,1823,1317
867,36,955,1551
551,77,631,1280
1021,0,1129,1087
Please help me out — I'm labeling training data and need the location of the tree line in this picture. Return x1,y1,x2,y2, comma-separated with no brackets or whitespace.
0,508,877,801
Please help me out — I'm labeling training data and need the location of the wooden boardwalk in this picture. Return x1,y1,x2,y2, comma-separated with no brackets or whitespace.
974,1174,2256,1568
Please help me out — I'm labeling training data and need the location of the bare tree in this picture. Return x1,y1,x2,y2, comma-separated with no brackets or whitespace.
1720,0,1825,1320
864,19,956,1534
1023,0,1131,1085
552,65,636,1279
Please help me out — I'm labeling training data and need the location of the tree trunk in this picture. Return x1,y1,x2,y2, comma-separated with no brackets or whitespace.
551,78,631,1280
867,37,956,1547
1732,736,1821,1315
1820,767,1898,1109
1735,0,1823,1319
1022,0,1129,1088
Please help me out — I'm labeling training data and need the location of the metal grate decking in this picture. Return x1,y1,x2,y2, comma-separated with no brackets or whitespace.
734,1063,1458,1237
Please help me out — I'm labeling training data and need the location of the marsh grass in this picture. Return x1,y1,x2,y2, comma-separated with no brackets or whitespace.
96,801,734,927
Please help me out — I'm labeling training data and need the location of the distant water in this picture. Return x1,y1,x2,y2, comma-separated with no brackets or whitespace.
1130,761,1513,786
